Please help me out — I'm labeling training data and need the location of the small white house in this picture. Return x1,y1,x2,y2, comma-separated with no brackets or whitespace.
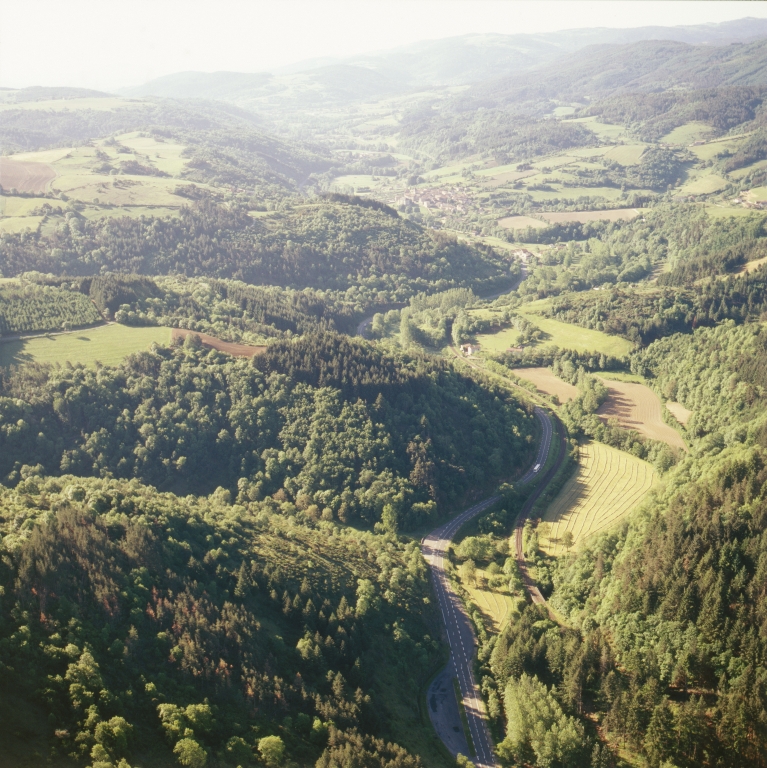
461,343,481,356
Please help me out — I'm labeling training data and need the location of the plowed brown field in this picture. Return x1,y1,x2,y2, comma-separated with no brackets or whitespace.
597,377,686,450
512,367,579,402
0,158,56,193
172,329,266,357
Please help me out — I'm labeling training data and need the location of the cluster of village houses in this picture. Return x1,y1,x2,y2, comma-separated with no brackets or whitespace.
395,186,473,213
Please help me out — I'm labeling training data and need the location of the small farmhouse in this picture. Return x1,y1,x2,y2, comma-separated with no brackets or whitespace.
460,343,481,356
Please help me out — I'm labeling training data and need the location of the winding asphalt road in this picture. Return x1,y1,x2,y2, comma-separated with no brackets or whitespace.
421,407,560,767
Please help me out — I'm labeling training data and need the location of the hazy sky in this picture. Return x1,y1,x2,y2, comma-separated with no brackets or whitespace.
2,1,766,92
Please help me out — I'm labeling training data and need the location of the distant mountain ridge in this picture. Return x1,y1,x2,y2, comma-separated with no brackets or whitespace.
464,37,767,108
122,16,767,104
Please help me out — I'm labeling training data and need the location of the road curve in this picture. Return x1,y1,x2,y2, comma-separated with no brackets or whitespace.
514,415,568,609
421,407,555,767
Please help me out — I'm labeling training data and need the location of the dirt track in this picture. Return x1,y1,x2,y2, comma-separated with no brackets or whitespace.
0,158,56,193
171,329,266,357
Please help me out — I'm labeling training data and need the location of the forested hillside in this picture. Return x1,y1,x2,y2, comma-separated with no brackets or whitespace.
0,200,515,298
0,334,535,529
0,475,439,768
6,14,767,768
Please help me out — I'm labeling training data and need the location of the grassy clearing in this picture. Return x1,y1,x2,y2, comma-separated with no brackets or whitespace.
0,325,172,368
741,254,767,273
516,307,634,356
498,215,546,230
1,196,65,216
596,377,687,450
679,171,729,196
463,569,520,632
597,371,646,384
705,205,761,219
603,145,645,165
689,136,747,162
666,401,692,426
511,367,579,402
568,116,628,141
0,216,44,233
472,311,634,357
538,208,640,224
660,121,714,145
540,441,657,556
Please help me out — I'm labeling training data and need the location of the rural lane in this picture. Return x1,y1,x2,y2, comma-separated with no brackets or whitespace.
421,407,557,767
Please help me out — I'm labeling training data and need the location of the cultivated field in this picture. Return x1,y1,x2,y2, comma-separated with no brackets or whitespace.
596,376,687,450
171,329,267,357
511,367,580,402
538,208,641,224
0,158,56,193
0,325,172,368
498,215,547,230
666,401,692,426
540,440,657,556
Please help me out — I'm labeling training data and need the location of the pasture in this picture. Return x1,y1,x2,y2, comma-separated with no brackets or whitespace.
660,121,714,146
473,316,633,357
568,116,629,141
498,215,546,230
540,440,657,556
596,377,687,450
705,205,762,219
514,307,634,356
689,135,748,162
0,325,172,368
511,367,579,402
678,171,728,196
537,208,640,224
603,145,645,165
0,134,208,230
728,158,767,180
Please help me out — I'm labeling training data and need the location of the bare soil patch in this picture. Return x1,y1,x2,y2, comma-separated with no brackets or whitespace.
596,377,686,450
513,367,579,402
0,158,56,193
538,209,641,224
666,401,692,426
172,329,266,357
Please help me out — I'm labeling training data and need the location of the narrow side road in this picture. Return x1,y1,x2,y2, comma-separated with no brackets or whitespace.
421,407,557,767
